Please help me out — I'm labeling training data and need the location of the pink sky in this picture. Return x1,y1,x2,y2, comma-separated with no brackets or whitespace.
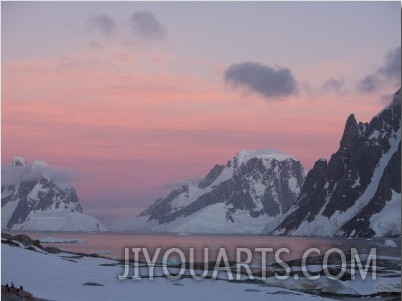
2,2,400,222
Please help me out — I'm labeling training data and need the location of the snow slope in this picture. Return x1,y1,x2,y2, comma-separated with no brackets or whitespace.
10,210,107,232
370,189,401,237
114,203,286,234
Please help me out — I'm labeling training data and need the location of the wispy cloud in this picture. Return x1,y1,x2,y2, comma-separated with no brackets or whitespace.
224,62,298,100
88,40,104,52
358,74,379,93
357,46,401,93
159,177,203,190
87,14,117,37
320,78,348,95
129,11,167,40
379,46,401,80
2,159,79,186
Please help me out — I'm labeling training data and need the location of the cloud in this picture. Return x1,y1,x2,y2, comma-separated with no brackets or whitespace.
224,62,298,99
380,93,395,104
129,11,167,40
379,46,401,80
357,46,401,93
2,159,79,186
88,40,104,52
357,74,380,93
320,78,349,95
87,14,116,37
159,177,202,190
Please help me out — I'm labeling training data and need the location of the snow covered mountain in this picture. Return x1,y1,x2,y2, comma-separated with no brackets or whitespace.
1,157,106,231
113,149,305,234
271,89,401,238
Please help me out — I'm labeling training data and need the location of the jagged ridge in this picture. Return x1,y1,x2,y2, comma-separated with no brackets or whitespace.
271,89,401,237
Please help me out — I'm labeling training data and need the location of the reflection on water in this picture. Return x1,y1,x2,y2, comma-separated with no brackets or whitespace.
6,231,401,263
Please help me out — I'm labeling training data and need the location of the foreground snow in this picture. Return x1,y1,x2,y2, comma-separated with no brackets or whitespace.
2,244,331,301
2,241,400,301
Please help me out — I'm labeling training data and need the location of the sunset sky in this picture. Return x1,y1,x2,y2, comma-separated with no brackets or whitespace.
2,1,401,223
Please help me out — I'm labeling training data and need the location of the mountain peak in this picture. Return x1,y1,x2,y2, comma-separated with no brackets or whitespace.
314,158,328,168
340,114,359,148
116,148,305,234
273,90,401,238
235,149,294,164
11,156,27,166
2,158,106,232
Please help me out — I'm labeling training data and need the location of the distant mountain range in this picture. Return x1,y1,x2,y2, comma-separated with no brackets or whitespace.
113,149,305,234
3,90,400,237
1,157,106,231
115,89,401,237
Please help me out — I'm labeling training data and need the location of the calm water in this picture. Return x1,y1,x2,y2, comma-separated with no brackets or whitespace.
8,231,400,264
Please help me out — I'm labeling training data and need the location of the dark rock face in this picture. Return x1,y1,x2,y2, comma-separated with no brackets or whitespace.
140,150,305,226
272,159,328,232
340,143,401,237
198,164,225,189
1,233,63,254
1,159,82,230
272,89,401,237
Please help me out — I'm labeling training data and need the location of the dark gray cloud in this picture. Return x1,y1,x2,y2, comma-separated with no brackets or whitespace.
357,46,401,93
357,74,380,93
87,14,116,37
224,62,298,99
380,93,395,104
321,78,346,95
129,11,167,40
379,46,401,80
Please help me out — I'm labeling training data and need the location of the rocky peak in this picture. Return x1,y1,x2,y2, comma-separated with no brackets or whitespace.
340,114,359,148
272,89,401,238
2,159,82,229
11,157,27,166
